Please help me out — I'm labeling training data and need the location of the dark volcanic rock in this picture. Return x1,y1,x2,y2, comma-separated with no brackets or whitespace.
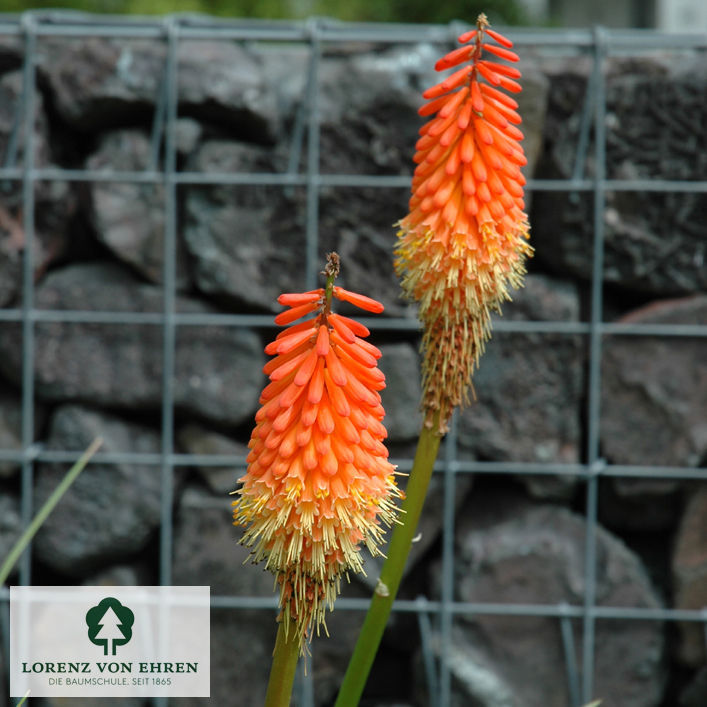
173,485,273,597
39,37,278,139
183,130,410,317
0,389,46,478
514,62,549,193
601,295,707,469
319,185,409,315
458,274,584,498
34,405,162,575
0,206,22,307
177,40,278,141
182,139,304,310
177,607,273,707
0,492,22,578
86,129,189,286
681,666,707,707
378,343,423,442
0,389,23,478
38,37,163,129
0,262,265,426
177,424,247,495
173,116,203,156
600,296,707,529
0,70,76,306
310,581,402,705
438,498,665,707
84,564,144,587
316,46,547,179
598,477,684,533
316,47,430,177
0,36,22,73
532,55,707,297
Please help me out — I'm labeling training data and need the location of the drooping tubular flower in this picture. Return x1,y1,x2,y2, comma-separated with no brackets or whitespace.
395,13,533,432
232,253,401,651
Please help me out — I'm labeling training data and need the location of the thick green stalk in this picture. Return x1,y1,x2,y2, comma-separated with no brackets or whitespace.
0,437,102,586
334,420,442,707
264,620,301,707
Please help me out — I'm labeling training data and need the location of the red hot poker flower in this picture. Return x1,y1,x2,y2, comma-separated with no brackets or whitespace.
232,255,401,650
395,13,533,432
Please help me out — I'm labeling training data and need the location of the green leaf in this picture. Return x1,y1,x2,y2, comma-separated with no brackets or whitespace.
0,438,103,586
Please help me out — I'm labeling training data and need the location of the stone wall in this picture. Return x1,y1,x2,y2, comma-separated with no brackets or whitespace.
0,26,705,707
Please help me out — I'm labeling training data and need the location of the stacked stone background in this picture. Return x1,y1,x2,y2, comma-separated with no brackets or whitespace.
0,26,705,707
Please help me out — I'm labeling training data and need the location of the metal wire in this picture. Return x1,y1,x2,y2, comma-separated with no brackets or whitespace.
439,413,458,706
581,25,608,704
0,11,705,707
18,10,37,592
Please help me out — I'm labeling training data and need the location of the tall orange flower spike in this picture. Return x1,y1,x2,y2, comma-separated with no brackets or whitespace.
395,13,533,433
232,253,401,651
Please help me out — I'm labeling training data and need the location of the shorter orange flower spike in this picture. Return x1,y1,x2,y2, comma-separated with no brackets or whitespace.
232,254,401,650
395,13,533,432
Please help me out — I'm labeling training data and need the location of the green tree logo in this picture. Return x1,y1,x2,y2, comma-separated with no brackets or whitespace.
86,597,134,656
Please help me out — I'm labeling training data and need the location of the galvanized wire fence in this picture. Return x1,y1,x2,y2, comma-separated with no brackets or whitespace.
0,11,705,707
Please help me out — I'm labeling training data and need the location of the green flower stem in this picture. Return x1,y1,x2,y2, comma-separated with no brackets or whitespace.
16,689,30,706
0,437,103,587
335,418,443,707
264,620,301,707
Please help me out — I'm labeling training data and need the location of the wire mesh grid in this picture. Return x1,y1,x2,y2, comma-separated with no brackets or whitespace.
0,10,704,707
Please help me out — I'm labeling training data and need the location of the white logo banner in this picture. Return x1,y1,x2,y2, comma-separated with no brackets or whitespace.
10,585,210,697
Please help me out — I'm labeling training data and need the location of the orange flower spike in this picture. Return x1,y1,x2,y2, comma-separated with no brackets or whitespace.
232,253,402,651
395,12,533,432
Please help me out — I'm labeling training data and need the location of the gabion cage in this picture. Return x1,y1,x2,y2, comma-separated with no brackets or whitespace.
0,11,705,707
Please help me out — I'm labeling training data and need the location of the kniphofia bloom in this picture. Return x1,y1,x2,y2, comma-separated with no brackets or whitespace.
232,255,401,650
395,13,532,432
